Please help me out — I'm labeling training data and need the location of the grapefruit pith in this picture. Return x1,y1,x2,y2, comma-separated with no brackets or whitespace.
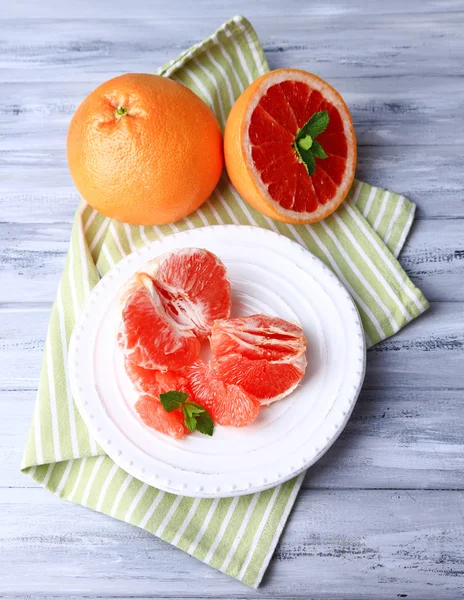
224,68,356,224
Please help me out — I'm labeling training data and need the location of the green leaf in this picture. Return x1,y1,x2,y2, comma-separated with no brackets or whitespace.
311,140,328,159
160,390,188,412
294,144,317,176
298,134,313,151
182,405,197,432
301,111,329,140
186,402,206,416
195,411,214,436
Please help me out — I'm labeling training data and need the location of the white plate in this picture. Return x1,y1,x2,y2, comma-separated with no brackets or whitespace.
69,225,366,498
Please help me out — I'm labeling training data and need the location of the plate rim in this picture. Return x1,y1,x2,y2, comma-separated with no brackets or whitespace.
68,224,366,498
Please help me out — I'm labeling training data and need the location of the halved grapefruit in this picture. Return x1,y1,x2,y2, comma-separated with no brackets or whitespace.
135,394,189,440
187,361,260,427
224,68,356,224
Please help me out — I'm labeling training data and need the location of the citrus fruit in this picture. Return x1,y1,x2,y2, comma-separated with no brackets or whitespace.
67,73,223,225
224,68,356,224
121,248,231,340
188,361,260,427
118,273,201,370
135,394,189,440
210,314,307,361
212,352,307,406
124,357,190,397
118,248,231,370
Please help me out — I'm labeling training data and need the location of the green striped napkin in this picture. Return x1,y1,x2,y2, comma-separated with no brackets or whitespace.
21,15,428,587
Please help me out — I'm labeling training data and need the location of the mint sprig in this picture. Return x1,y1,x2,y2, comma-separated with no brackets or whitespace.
293,110,330,176
160,391,214,436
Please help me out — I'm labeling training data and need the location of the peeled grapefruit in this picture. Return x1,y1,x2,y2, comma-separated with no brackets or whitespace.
135,394,189,440
212,352,307,406
124,357,191,397
118,248,231,370
210,314,307,361
224,68,356,224
209,314,307,405
188,361,260,427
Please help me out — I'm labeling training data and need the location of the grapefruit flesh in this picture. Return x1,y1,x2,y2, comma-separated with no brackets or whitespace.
135,394,189,440
124,357,191,397
188,361,260,427
212,352,307,406
119,248,231,370
118,274,200,370
209,314,307,405
210,314,307,361
155,248,231,340
224,68,356,224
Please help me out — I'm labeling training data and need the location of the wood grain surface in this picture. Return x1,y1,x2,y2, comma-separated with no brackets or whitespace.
1,1,463,598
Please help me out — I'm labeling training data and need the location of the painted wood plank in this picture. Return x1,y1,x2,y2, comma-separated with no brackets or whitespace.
4,0,464,19
0,13,463,84
5,387,464,490
1,302,462,392
2,77,462,150
1,487,463,598
2,218,462,305
1,144,462,224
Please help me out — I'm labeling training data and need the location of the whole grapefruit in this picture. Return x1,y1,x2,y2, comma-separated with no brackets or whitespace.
67,73,223,225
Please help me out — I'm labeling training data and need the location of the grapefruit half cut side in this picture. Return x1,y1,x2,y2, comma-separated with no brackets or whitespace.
224,68,356,224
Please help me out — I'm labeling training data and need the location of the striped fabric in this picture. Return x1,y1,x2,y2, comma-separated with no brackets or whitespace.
21,15,428,587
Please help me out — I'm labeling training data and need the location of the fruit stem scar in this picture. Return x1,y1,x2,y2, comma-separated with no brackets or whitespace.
115,105,129,119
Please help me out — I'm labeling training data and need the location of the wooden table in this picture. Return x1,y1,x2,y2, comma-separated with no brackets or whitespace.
1,1,463,598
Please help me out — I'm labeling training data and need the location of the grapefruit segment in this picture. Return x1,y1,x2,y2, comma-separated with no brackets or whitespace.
212,353,307,406
187,361,260,427
124,357,190,397
210,314,307,362
224,68,357,224
135,394,189,440
119,248,231,371
118,274,200,371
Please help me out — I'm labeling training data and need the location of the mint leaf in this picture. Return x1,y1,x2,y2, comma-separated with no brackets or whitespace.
160,390,188,412
295,145,317,176
293,110,329,177
195,412,214,436
182,405,197,432
185,402,206,416
303,111,329,139
159,391,215,436
298,134,313,151
311,140,328,159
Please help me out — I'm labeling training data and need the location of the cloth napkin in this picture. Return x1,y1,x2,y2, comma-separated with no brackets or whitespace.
21,15,428,588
